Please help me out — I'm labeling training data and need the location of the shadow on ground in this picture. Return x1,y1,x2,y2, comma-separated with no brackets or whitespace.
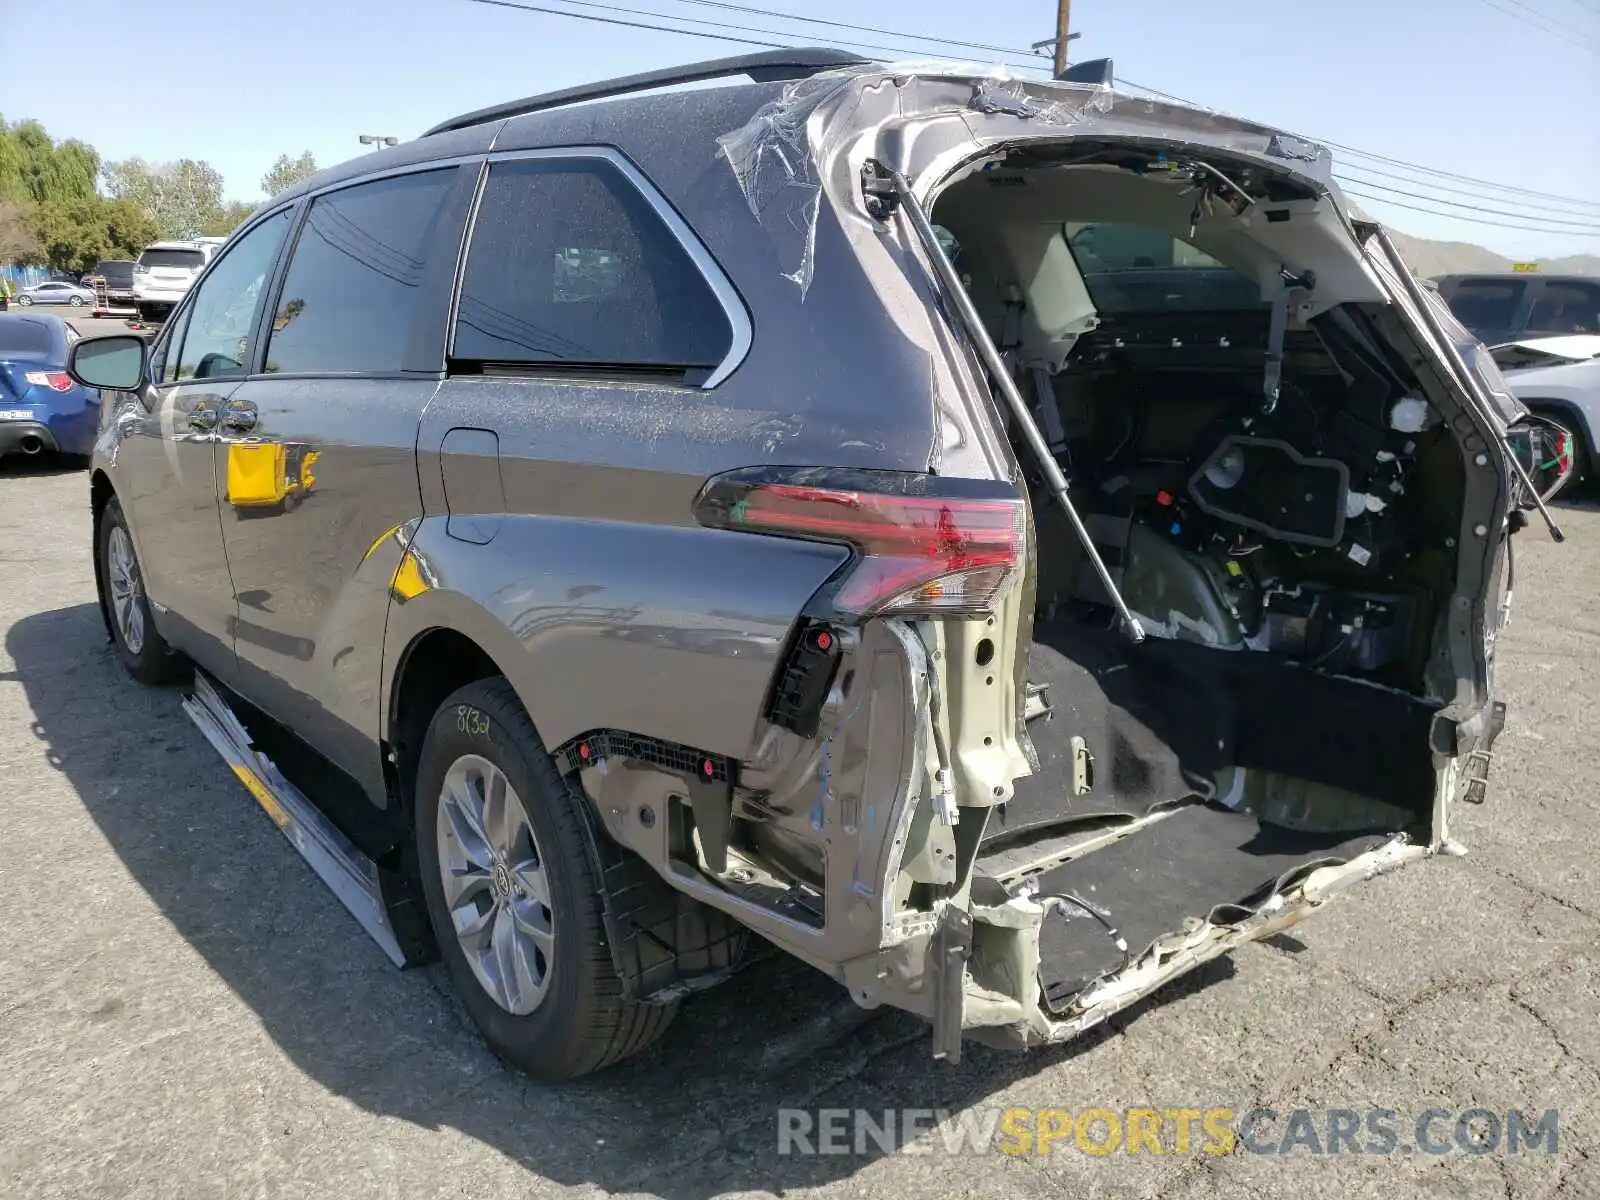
7,602,1233,1198
0,453,86,479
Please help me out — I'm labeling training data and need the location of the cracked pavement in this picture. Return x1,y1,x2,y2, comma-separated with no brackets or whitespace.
1,430,1596,1199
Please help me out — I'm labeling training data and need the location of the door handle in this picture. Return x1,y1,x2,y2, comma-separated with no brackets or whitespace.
187,405,218,433
222,402,258,433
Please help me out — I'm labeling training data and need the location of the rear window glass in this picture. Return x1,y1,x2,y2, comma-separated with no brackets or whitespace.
452,158,733,371
92,262,136,280
138,249,205,270
1444,279,1527,330
0,318,55,355
1063,223,1266,313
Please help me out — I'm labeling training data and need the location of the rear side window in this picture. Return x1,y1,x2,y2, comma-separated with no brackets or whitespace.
1528,281,1600,334
138,249,205,270
265,169,456,375
452,158,733,373
1445,279,1527,331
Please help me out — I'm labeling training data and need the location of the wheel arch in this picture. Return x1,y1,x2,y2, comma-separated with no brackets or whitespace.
380,602,752,1006
382,619,514,822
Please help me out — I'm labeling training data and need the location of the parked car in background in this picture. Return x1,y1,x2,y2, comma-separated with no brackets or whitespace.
82,260,139,305
17,280,96,307
0,313,99,463
1489,334,1600,485
1433,272,1600,346
64,48,1555,1083
132,239,224,324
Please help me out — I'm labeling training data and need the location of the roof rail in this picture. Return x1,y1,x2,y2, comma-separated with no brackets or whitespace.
422,47,875,137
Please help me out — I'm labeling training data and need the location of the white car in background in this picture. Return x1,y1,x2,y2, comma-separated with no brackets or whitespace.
132,237,227,324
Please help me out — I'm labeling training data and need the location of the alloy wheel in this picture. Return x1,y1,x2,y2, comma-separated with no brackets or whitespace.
436,753,555,1015
106,525,146,655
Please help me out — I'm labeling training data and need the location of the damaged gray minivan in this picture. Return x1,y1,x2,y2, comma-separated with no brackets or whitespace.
68,49,1569,1080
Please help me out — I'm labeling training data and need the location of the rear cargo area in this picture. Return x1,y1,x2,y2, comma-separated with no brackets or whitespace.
929,144,1461,1004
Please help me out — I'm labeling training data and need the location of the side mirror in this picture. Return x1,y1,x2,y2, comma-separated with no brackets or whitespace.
68,334,148,392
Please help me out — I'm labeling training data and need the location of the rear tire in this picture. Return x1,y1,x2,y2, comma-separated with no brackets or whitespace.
96,497,187,685
413,677,676,1081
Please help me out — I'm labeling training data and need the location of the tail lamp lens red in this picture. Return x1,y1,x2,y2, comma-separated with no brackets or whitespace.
698,476,1025,618
24,371,74,392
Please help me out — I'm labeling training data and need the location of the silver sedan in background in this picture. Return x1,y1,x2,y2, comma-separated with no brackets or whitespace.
16,281,96,307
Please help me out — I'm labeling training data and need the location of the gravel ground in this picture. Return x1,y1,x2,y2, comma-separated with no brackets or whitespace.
0,450,1595,1200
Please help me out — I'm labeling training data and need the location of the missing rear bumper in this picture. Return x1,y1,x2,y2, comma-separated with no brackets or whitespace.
844,818,1429,1057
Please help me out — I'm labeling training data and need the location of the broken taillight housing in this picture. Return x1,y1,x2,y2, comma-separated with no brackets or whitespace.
694,468,1026,618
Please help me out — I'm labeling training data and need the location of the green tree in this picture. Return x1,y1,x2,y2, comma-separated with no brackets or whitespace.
0,120,29,205
103,156,224,239
0,118,99,203
0,199,43,264
200,199,258,237
29,195,158,271
261,151,318,197
102,196,159,257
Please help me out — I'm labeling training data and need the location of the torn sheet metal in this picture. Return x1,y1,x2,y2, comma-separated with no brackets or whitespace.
715,61,1114,298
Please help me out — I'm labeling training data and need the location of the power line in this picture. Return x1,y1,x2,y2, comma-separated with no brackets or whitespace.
1333,173,1600,232
460,0,793,49
655,0,1047,60
463,0,1050,71
1471,0,1600,51
1341,187,1600,237
458,0,1600,240
1330,159,1600,217
1117,74,1600,215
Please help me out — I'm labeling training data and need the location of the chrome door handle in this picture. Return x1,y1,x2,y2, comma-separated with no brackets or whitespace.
187,406,218,433
222,404,258,433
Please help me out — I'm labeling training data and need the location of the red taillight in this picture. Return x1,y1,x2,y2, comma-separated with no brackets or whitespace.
696,471,1025,618
24,371,73,392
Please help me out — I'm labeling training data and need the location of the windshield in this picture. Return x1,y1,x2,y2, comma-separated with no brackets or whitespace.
1062,222,1267,314
138,249,205,270
0,318,55,356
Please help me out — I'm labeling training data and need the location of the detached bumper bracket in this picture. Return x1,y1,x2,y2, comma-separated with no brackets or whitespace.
930,904,973,1063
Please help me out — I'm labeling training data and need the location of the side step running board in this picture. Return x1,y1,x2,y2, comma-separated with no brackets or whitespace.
182,671,408,968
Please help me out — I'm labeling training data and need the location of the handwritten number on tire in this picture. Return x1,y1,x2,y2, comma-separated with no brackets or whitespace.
456,705,490,737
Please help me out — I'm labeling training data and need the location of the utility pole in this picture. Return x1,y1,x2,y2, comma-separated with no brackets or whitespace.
1052,0,1072,75
1031,6,1080,77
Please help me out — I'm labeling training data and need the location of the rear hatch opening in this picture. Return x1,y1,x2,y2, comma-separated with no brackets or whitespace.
907,137,1505,1030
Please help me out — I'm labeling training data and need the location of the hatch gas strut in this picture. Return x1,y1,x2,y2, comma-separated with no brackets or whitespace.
877,163,1146,644
1365,224,1563,543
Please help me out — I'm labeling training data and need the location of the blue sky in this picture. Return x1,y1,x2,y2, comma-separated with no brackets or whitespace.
2,0,1596,257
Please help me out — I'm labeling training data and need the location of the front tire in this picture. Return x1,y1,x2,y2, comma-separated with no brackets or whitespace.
17,296,31,306
96,497,186,685
70,296,85,306
414,677,675,1081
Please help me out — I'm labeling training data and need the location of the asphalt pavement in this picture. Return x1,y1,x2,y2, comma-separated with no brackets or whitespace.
0,445,1596,1199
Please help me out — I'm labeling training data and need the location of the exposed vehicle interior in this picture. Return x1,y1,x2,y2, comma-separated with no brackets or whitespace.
928,145,1469,1002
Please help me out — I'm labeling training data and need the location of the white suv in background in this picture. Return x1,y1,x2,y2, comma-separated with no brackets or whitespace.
132,237,227,323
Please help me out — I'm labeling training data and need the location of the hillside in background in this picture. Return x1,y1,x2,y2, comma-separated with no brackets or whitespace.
1384,229,1600,279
